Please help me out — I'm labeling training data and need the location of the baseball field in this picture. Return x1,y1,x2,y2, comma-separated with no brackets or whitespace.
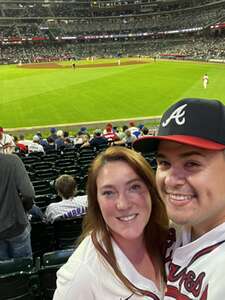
1,57,225,130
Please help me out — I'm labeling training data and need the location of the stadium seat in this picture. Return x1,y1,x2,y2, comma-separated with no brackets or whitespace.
0,257,38,300
42,153,59,163
35,169,59,181
76,174,88,191
21,156,41,166
38,249,74,300
31,221,55,257
54,158,76,173
28,152,44,158
60,148,76,159
30,161,54,172
53,216,83,250
32,180,53,196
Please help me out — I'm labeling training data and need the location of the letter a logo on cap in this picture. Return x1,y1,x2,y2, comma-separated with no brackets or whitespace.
162,104,187,127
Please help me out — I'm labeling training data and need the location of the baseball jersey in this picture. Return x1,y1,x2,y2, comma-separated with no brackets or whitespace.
164,222,225,300
44,195,88,223
53,235,163,300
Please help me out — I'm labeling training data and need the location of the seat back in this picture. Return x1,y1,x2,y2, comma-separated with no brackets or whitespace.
54,217,83,249
0,258,36,300
31,221,55,257
39,249,74,300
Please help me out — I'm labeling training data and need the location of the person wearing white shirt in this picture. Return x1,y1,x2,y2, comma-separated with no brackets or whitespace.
133,98,225,300
28,135,44,153
53,146,168,300
45,175,88,223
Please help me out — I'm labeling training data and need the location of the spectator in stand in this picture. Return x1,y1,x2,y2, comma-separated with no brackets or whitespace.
64,137,74,149
28,135,45,154
48,127,58,141
115,129,137,148
45,175,87,224
13,136,27,154
81,129,108,149
55,130,65,151
36,131,48,148
103,126,119,143
18,134,31,147
117,125,128,140
44,137,56,152
74,127,90,146
141,127,150,136
103,122,113,134
0,152,35,260
128,121,141,138
0,127,15,154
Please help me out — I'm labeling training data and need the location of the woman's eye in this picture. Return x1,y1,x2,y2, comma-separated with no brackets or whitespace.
130,184,141,192
102,190,114,196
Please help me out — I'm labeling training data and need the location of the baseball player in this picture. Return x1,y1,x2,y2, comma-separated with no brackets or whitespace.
134,98,225,299
202,73,209,88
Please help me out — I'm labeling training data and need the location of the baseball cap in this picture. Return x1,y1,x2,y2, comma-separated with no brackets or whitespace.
133,98,225,153
33,135,40,142
94,128,102,135
0,127,3,133
50,127,57,133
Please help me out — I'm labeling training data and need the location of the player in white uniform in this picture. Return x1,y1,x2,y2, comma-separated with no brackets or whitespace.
54,147,168,300
133,98,225,300
203,74,209,88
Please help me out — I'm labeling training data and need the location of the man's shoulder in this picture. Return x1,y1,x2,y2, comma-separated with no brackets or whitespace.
0,153,20,162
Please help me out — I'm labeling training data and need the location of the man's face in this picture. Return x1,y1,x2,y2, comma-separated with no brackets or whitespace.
156,141,225,239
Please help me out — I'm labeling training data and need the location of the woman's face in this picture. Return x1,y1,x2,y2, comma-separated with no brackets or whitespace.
96,161,152,246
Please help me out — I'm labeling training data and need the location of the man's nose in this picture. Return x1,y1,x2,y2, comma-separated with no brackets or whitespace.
164,167,186,187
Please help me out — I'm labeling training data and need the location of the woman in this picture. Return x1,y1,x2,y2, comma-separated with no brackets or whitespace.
53,146,168,300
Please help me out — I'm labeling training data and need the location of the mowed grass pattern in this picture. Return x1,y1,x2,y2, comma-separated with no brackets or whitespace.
1,59,225,129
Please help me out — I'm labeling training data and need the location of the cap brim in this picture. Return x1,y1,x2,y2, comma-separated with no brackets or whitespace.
133,135,225,153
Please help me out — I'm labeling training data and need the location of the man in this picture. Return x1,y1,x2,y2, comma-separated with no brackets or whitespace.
0,153,35,259
28,135,45,153
134,98,225,299
0,127,15,154
45,175,87,224
81,129,108,149
203,73,209,89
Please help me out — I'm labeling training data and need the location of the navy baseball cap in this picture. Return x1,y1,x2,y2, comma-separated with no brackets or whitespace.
133,98,225,153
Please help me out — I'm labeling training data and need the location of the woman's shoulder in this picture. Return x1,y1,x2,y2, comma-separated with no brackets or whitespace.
56,235,99,283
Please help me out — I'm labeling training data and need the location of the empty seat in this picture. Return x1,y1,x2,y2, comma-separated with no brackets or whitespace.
42,153,59,163
39,249,74,300
31,221,55,257
0,257,37,300
32,180,53,196
30,162,54,172
54,158,75,173
54,217,83,250
35,169,59,181
21,156,41,166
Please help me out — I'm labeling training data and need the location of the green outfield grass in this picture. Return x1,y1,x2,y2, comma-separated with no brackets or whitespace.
1,58,225,129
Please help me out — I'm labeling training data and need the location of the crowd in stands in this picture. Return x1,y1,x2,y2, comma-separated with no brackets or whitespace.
1,34,225,64
1,0,225,64
8,122,156,156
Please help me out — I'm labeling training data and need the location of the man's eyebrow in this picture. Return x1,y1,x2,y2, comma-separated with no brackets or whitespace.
156,151,206,159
